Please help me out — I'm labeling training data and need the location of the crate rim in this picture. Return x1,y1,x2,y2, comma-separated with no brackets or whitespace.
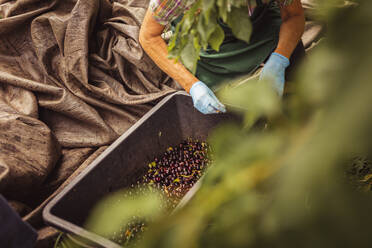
43,91,189,248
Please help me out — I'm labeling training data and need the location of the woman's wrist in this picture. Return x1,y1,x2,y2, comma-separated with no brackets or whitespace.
184,78,200,93
273,48,291,60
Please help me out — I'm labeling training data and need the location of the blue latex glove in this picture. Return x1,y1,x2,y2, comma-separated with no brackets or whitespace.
259,52,290,96
189,81,226,114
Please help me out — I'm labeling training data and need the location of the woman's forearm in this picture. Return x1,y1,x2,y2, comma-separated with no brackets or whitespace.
139,10,199,93
274,0,305,59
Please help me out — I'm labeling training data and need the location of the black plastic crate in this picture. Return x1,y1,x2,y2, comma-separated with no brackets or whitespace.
43,92,238,247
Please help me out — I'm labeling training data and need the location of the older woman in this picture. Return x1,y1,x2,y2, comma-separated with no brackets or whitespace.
140,0,305,114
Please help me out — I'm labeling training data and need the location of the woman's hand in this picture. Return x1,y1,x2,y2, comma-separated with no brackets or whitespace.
189,81,226,114
259,52,290,96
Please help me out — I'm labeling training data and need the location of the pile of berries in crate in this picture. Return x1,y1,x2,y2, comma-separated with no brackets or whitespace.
113,139,211,245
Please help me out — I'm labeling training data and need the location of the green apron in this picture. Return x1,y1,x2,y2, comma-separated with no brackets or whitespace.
173,0,282,89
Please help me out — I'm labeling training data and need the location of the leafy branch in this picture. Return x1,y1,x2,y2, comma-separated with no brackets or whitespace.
167,0,292,73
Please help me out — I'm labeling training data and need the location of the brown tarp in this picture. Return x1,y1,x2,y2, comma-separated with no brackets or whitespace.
0,0,180,203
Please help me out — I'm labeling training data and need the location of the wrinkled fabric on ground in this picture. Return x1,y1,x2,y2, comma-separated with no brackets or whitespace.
0,0,180,202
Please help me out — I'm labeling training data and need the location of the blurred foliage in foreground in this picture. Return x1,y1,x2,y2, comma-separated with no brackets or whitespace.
58,0,372,247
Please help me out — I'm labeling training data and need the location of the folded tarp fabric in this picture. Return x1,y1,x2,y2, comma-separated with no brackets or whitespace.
0,0,179,201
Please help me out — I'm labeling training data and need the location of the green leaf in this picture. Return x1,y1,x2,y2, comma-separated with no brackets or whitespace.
168,19,182,55
180,37,200,73
85,188,164,238
168,0,253,73
217,79,281,120
217,0,228,22
182,14,194,33
226,7,252,43
197,10,219,48
209,24,225,51
202,0,215,23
